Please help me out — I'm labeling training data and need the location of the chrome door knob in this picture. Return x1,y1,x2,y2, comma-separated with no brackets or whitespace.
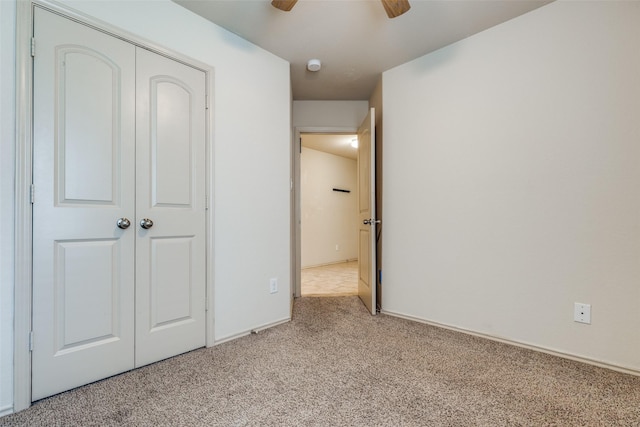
116,218,131,229
140,218,154,229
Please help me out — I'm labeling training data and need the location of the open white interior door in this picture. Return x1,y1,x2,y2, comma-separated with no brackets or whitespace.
357,108,377,314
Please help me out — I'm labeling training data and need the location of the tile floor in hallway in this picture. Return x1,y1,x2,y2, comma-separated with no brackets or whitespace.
301,260,358,296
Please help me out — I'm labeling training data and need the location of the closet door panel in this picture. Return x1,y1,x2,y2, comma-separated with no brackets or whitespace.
32,7,136,400
59,48,118,202
153,80,192,206
135,47,207,367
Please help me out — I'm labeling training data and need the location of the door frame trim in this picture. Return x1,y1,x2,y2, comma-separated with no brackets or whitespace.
14,0,216,411
14,0,33,412
291,126,358,299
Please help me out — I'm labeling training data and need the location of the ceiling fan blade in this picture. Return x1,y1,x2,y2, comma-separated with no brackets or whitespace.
271,0,298,12
381,0,411,18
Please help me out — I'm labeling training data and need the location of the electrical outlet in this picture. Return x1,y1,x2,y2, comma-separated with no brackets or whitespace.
574,302,591,324
335,244,339,251
270,278,278,294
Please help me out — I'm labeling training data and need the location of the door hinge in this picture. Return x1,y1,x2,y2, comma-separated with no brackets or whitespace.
30,184,35,204
31,37,35,57
205,94,209,110
205,195,209,210
29,331,34,351
290,179,293,191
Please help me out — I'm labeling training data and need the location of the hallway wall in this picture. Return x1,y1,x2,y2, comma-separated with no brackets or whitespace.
301,147,358,267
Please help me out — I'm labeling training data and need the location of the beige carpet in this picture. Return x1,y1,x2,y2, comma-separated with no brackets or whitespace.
3,296,640,426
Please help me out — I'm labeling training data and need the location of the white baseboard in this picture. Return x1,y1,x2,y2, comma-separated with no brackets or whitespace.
210,317,291,346
302,259,358,269
382,309,640,377
0,405,14,417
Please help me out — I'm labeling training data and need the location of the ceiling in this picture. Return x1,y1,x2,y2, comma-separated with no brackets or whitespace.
174,0,551,100
302,133,358,160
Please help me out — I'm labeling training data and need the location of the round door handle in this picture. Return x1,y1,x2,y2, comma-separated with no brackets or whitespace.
117,218,131,229
140,218,154,229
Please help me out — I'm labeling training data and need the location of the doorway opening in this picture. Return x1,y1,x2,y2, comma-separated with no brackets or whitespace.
299,133,359,297
291,126,358,300
292,110,377,315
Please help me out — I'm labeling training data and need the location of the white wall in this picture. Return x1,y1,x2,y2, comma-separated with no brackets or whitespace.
0,0,16,416
293,101,368,129
1,0,291,413
301,147,357,267
383,1,640,372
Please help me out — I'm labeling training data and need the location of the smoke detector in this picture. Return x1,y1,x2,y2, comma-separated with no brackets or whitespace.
307,59,321,72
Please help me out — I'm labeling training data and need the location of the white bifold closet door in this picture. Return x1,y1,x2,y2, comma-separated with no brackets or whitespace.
134,47,206,368
32,7,206,401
